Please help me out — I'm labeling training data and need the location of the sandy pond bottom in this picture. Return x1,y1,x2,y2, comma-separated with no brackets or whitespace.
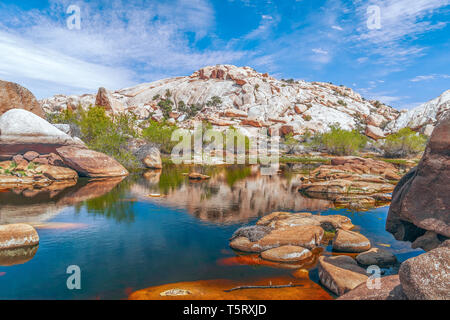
0,166,423,300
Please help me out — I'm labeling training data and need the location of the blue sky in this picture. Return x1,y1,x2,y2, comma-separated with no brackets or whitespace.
0,0,449,110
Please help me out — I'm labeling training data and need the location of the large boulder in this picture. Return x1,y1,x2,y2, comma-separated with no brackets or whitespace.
0,224,39,250
337,275,408,300
398,246,450,300
386,111,450,248
0,80,44,117
0,109,84,159
56,146,129,178
318,255,368,296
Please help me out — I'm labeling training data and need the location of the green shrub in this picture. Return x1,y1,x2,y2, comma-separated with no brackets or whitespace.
142,120,179,154
337,99,347,106
206,96,222,108
158,99,174,119
310,124,367,155
379,128,427,158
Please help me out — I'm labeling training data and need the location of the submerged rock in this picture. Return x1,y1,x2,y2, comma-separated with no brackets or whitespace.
0,224,39,250
318,255,368,296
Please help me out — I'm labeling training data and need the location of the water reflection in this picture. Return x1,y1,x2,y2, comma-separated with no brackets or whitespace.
0,245,39,266
0,177,125,224
132,165,334,224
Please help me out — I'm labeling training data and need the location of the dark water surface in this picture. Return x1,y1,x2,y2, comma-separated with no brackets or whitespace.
0,165,423,299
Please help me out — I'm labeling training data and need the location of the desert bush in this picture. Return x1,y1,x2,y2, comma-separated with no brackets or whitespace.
309,124,367,155
142,120,179,154
379,128,427,158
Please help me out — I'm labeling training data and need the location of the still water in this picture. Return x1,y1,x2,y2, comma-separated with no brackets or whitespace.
0,165,423,299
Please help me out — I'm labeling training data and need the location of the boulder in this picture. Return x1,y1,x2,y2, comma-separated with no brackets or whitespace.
337,275,408,300
0,109,84,159
135,145,162,169
386,111,450,245
188,172,210,180
411,231,443,252
95,87,123,113
260,245,312,263
56,146,129,178
35,165,78,181
229,236,259,253
356,247,398,267
0,80,44,117
230,225,271,242
318,255,368,296
256,225,324,251
365,125,385,140
0,224,39,250
332,229,371,253
399,246,450,300
23,151,40,162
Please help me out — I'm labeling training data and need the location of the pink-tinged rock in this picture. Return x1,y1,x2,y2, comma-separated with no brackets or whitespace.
23,151,40,161
365,125,385,140
387,111,450,244
56,146,129,178
399,246,450,300
0,80,44,117
318,255,368,296
338,275,407,300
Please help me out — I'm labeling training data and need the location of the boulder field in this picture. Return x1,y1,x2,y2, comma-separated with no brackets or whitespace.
297,156,403,209
0,109,129,183
228,211,399,296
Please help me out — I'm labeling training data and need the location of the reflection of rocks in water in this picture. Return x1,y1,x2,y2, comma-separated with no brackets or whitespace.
132,166,334,224
0,245,39,266
0,177,125,224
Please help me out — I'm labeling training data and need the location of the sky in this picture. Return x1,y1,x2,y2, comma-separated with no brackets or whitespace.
0,0,449,110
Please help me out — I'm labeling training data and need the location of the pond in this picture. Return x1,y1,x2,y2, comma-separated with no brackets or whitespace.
0,165,423,299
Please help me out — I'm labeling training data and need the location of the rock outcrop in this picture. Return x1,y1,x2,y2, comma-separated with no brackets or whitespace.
0,109,84,160
40,65,400,139
386,111,450,249
387,89,450,135
0,80,44,117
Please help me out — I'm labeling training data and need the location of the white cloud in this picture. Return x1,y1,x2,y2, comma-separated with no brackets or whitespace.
331,25,343,31
312,48,329,55
410,74,450,82
0,0,246,98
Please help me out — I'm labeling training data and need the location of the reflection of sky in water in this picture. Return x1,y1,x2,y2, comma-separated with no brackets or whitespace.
0,168,423,299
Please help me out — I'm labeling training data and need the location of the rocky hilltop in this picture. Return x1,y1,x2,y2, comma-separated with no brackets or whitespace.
41,65,402,139
387,89,450,136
